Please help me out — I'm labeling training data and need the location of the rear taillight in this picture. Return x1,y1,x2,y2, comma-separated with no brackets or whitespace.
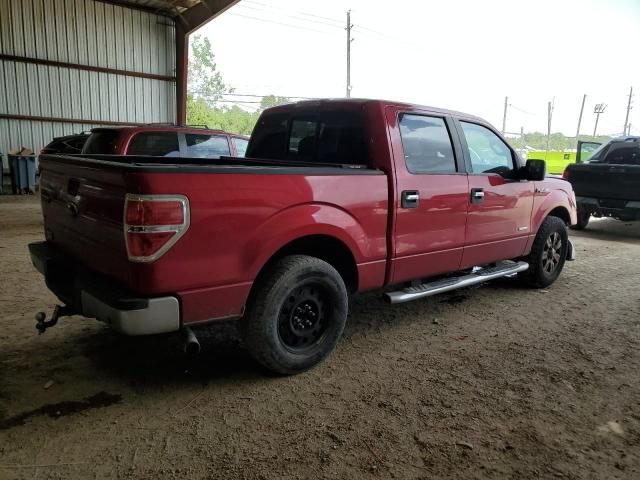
124,194,189,262
562,167,569,180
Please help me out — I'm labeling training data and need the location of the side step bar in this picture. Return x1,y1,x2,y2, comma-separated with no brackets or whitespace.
384,261,529,304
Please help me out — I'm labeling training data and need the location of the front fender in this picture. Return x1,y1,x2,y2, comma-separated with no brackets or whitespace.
243,202,387,278
531,186,577,233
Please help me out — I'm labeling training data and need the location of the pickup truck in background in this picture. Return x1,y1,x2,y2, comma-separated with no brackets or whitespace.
565,136,640,229
30,99,577,374
40,132,90,155
81,125,250,158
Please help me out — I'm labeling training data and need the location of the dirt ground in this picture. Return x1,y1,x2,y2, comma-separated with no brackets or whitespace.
0,195,639,480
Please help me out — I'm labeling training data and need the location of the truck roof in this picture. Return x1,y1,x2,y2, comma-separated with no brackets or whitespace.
264,98,486,123
89,125,235,136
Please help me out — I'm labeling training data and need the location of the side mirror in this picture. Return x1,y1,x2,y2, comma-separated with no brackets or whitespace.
523,159,546,181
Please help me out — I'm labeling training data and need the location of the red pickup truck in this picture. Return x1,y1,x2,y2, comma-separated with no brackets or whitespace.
30,99,577,374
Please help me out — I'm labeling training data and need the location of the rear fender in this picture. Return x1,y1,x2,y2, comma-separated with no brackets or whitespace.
244,203,372,278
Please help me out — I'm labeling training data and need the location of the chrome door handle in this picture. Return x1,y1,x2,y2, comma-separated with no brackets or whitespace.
401,190,419,208
470,188,484,204
405,193,419,201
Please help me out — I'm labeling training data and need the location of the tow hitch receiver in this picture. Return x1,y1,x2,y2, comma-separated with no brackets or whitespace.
35,305,77,333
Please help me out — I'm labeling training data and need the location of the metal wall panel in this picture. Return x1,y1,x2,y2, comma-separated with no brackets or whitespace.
0,0,176,166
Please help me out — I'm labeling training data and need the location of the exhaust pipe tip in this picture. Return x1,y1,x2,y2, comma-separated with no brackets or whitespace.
181,327,200,355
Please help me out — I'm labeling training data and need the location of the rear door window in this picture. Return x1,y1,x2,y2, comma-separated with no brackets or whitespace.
82,130,119,154
185,134,230,158
127,132,180,156
398,114,457,173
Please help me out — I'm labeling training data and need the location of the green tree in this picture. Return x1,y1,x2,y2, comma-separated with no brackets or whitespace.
185,35,260,135
187,35,231,103
259,95,291,111
506,132,611,151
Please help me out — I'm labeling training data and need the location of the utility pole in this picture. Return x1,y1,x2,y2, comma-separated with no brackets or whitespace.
345,10,353,98
546,100,554,154
593,103,607,137
576,94,586,141
520,126,524,144
502,96,508,134
623,86,633,136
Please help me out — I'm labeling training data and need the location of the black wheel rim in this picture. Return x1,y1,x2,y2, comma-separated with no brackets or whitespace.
278,283,330,353
542,231,562,275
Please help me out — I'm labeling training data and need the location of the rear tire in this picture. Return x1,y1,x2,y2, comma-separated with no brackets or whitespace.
570,208,590,230
520,216,568,288
243,255,348,375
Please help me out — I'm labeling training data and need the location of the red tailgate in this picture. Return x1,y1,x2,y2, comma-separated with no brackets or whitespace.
39,156,132,286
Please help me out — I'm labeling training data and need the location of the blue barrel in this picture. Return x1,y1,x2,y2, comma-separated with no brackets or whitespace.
8,155,37,194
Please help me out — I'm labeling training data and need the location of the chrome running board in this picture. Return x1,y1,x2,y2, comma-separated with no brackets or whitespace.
384,260,529,304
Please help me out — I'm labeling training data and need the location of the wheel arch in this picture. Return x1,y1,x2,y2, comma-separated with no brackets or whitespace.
547,205,571,225
250,234,359,295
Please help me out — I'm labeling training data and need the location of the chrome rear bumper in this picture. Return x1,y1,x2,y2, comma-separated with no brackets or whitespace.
29,241,180,336
81,291,179,335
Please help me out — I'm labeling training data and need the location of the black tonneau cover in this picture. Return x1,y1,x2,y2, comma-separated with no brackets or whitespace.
41,154,383,175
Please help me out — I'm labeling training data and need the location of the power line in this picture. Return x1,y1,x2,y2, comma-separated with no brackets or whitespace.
217,92,318,100
508,103,537,116
235,3,343,29
226,12,336,35
352,25,411,46
244,0,344,26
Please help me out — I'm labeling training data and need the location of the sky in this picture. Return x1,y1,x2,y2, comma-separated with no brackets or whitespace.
198,0,640,137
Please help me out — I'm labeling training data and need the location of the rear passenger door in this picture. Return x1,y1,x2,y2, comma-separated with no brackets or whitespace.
389,110,470,283
456,120,535,268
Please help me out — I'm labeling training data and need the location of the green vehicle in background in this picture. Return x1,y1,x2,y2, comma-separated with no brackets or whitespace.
528,141,602,174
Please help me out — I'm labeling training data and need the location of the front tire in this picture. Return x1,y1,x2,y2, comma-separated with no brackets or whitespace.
243,255,348,375
520,216,568,288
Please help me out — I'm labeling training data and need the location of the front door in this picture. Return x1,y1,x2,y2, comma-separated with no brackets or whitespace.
456,120,535,268
576,140,602,163
389,110,469,283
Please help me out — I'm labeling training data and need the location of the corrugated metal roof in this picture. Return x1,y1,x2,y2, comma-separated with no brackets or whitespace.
0,0,177,161
102,0,201,17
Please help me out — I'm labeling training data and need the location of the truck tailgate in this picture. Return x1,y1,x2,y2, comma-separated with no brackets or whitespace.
568,163,640,201
39,156,131,284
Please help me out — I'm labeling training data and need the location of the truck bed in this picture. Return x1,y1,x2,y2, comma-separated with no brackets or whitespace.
568,162,640,202
38,154,389,324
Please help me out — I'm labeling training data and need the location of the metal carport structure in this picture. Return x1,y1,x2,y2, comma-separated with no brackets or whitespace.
0,0,237,167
